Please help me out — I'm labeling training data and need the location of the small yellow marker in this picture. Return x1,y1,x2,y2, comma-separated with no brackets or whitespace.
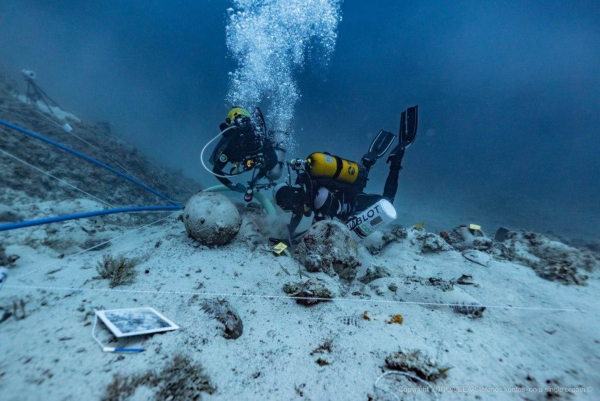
273,242,288,255
469,224,481,231
414,221,425,230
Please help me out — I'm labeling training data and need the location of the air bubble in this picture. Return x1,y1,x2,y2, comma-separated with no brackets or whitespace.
225,0,342,148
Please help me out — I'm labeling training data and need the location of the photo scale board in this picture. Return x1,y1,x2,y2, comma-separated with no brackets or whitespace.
96,307,179,338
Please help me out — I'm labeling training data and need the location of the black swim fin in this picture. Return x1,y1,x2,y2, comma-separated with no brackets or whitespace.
369,130,397,158
398,105,418,148
362,130,397,169
387,105,418,166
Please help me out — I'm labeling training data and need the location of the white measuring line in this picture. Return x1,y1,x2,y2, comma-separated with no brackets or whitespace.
13,213,177,281
30,108,147,183
2,283,584,312
1,105,197,199
68,220,182,284
0,148,114,208
32,107,194,197
1,105,182,197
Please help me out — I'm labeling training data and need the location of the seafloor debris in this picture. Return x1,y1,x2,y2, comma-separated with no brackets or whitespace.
201,298,243,339
385,348,451,382
311,339,333,355
294,220,360,281
403,276,454,292
453,274,477,286
102,354,215,401
494,230,597,285
410,229,454,254
96,254,138,288
451,302,486,318
0,205,21,223
316,358,330,366
237,207,269,249
445,225,493,252
462,249,491,266
366,225,448,254
364,225,407,255
386,314,404,325
283,278,334,306
338,315,362,327
358,265,391,284
0,243,18,268
401,276,486,318
183,192,242,246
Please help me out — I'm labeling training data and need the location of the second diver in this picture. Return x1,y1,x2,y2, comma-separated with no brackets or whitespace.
273,105,419,241
202,107,285,202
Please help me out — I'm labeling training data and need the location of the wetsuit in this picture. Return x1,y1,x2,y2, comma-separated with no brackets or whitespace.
210,123,278,190
287,154,404,236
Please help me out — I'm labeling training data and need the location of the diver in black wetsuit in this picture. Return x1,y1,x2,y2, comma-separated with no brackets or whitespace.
273,106,418,239
206,107,279,201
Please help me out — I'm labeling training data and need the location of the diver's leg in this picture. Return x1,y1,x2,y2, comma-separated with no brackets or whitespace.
383,147,405,203
362,130,396,170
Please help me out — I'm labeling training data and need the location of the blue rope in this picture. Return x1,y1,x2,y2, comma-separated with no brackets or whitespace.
0,119,181,206
0,206,182,232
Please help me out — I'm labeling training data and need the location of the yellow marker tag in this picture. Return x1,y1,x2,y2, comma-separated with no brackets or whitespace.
414,221,425,230
273,242,288,255
469,224,481,231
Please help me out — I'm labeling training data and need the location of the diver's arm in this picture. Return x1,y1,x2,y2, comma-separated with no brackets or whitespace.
248,169,267,189
288,212,303,237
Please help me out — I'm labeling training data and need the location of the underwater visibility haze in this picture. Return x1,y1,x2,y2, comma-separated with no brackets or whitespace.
0,1,599,400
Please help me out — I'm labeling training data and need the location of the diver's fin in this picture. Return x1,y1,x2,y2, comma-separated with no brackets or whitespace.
362,130,396,169
369,130,397,158
398,105,418,148
387,105,418,166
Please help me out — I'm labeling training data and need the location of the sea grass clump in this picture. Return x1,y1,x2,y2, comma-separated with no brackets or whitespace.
96,254,138,287
103,355,215,401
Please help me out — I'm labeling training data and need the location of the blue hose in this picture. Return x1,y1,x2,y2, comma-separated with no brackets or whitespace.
0,119,180,206
0,206,181,232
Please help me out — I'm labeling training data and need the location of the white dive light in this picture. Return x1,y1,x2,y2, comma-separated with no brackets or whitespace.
345,199,397,241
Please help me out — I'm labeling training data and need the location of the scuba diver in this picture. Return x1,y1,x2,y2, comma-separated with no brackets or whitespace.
273,106,418,242
200,107,285,202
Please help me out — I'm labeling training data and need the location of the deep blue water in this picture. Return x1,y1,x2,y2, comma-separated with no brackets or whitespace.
1,0,599,237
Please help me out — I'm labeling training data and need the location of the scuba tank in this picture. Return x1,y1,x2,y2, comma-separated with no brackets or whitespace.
266,146,286,181
306,152,366,187
266,130,289,182
265,130,288,182
345,199,397,241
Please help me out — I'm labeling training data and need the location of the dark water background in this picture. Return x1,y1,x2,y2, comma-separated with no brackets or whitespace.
1,0,599,238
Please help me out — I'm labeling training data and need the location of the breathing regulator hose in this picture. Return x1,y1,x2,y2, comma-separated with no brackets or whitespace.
199,126,239,179
200,126,277,216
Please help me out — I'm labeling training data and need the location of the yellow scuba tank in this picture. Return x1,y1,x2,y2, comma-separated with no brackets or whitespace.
306,152,363,185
